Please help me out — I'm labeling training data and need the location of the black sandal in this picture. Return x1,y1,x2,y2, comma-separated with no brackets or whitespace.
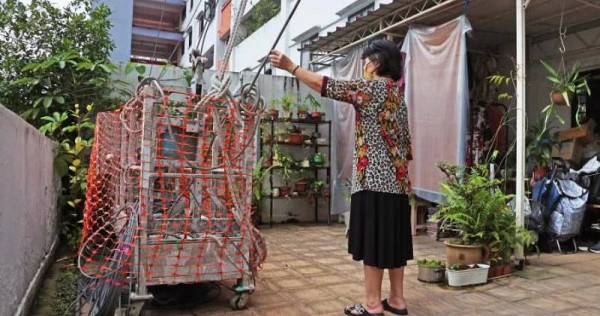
344,304,384,316
382,299,408,315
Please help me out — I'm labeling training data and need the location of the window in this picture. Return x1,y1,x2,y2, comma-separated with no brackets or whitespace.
190,0,194,12
198,11,205,36
188,27,193,48
348,3,374,23
300,34,319,71
182,6,187,21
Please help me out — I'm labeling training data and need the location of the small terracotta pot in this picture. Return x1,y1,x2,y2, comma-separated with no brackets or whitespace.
289,133,303,144
551,91,573,106
268,108,279,120
294,182,308,193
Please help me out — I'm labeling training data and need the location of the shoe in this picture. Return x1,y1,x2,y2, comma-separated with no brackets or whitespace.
382,299,408,315
578,240,594,251
589,241,600,254
344,304,384,316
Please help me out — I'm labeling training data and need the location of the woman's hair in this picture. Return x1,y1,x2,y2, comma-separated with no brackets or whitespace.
361,39,402,81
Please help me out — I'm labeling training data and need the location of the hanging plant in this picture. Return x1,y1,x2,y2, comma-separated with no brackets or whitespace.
540,60,590,107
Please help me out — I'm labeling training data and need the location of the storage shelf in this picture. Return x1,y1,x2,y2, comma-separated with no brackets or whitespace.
262,141,330,147
259,115,332,226
263,195,330,200
263,165,330,170
262,118,331,125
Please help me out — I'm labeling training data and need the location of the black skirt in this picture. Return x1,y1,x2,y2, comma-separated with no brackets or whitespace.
348,190,414,269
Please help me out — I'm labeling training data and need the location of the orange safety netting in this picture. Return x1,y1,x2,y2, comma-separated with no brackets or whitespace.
78,86,266,307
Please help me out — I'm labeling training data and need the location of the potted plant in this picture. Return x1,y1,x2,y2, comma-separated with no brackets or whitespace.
305,94,322,121
310,179,325,197
311,152,325,167
297,102,309,120
292,171,310,195
540,60,591,106
275,128,288,143
276,94,294,120
276,153,295,197
432,163,504,265
487,199,537,279
288,125,303,145
252,157,272,225
268,98,279,120
416,259,445,283
447,263,490,287
526,116,557,185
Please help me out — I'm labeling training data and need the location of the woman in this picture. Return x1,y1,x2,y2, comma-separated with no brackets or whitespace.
269,39,413,316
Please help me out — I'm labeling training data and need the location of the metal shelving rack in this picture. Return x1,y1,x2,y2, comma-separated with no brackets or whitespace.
258,118,332,227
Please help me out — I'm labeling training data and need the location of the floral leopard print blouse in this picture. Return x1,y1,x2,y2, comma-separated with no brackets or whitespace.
321,77,412,195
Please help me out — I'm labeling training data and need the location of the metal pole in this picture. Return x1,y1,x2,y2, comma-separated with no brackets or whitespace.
515,0,527,260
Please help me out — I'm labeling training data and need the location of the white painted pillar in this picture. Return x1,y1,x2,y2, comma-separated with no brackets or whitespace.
515,0,527,260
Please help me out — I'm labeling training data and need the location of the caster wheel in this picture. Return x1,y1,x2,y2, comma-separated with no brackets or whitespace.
230,292,249,310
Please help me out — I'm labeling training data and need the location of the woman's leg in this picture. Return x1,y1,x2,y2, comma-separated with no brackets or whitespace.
363,264,384,313
388,267,408,309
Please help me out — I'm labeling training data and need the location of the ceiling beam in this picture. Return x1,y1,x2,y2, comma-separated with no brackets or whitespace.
531,18,600,44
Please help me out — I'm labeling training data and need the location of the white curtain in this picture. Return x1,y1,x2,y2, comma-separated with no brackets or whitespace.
401,15,472,203
331,47,363,218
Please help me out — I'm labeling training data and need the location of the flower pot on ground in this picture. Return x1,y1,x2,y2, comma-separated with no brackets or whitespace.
444,241,485,266
417,259,446,283
432,163,509,265
447,264,490,287
488,263,512,279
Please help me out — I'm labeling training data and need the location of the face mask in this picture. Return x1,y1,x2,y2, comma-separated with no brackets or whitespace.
363,62,376,79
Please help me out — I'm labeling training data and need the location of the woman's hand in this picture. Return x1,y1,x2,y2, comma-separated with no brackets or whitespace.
269,50,295,73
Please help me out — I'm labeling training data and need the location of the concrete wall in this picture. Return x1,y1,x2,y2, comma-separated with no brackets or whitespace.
97,0,134,62
0,107,60,316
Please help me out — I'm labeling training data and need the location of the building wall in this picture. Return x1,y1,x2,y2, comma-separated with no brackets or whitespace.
96,0,135,62
0,107,60,316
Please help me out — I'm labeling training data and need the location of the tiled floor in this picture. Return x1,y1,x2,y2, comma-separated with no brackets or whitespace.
143,224,600,315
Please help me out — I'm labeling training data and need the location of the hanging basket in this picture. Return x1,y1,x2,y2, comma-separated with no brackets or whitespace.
551,91,573,106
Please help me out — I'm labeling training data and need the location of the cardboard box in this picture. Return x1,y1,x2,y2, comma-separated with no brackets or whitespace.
552,139,583,165
556,119,596,144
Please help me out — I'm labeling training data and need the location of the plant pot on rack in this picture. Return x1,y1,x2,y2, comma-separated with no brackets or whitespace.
294,181,308,194
297,110,308,120
310,111,321,121
268,108,279,120
278,186,292,197
289,133,303,145
447,264,489,287
311,152,325,167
